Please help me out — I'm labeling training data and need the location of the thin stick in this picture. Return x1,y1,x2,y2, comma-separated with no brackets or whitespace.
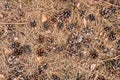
20,0,22,9
0,22,26,25
99,0,120,7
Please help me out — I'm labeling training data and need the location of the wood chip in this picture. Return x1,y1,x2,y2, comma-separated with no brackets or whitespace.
0,74,5,79
91,64,96,71
0,13,3,18
42,14,47,22
76,3,80,9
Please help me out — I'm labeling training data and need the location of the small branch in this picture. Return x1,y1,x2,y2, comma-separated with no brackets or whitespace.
20,0,22,9
0,22,26,25
100,0,120,7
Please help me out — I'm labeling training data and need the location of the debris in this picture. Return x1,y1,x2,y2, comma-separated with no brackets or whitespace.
97,75,106,80
57,22,64,29
42,14,47,22
90,64,96,71
30,20,37,27
79,9,86,17
36,48,47,57
43,21,50,30
99,45,110,54
38,34,45,43
51,74,60,80
108,31,116,41
38,62,48,74
0,13,3,18
89,50,98,59
7,54,19,68
24,0,31,4
58,9,71,22
20,45,32,54
10,41,20,49
13,48,23,56
88,14,95,21
104,26,111,32
0,74,5,79
67,22,77,31
0,28,5,37
63,9,71,18
76,74,86,80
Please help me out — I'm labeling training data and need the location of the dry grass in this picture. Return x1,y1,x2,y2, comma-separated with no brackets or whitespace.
0,0,120,80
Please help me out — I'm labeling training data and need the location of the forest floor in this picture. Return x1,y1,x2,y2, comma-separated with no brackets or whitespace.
0,0,120,80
